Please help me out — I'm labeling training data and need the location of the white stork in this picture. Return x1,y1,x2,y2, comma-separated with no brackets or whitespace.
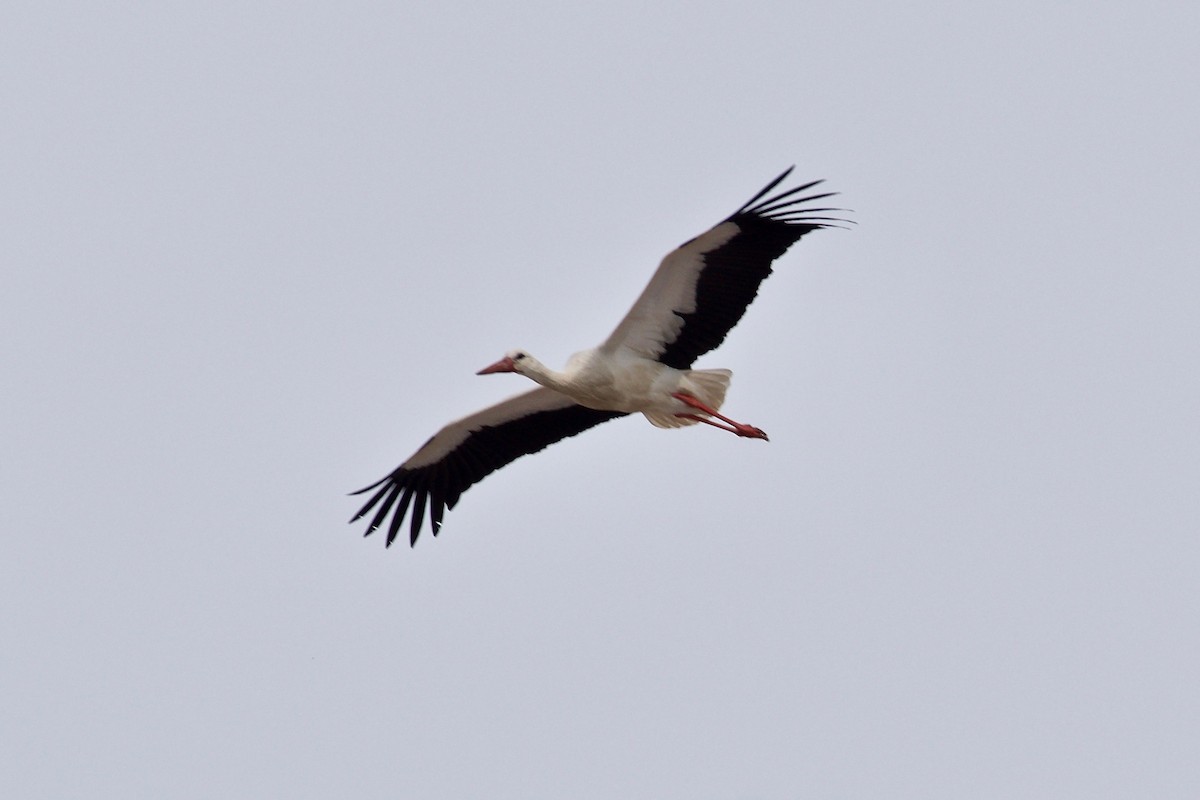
351,167,847,546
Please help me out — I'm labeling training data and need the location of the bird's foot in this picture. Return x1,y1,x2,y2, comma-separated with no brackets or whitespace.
735,424,769,441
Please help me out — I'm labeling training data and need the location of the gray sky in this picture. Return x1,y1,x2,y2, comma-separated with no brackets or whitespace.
4,1,1198,798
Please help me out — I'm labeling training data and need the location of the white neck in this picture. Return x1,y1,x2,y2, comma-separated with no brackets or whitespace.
518,355,569,392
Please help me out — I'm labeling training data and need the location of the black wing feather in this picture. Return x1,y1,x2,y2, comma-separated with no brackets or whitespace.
656,169,849,370
386,487,414,547
350,401,627,546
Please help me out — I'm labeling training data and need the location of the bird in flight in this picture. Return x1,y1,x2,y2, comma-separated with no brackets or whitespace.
350,167,848,546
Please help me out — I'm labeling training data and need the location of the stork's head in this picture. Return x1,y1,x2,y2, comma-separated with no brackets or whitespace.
476,349,532,376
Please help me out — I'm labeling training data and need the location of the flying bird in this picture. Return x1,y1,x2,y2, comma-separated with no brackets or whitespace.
351,167,847,546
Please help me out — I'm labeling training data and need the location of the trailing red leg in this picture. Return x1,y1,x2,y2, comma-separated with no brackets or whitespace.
672,393,769,440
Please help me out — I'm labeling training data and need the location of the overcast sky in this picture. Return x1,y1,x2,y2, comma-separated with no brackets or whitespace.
4,2,1199,798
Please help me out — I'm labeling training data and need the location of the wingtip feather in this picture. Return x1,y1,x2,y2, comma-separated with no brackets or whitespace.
735,166,796,214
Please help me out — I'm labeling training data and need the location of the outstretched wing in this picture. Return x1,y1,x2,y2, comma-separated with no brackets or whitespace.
350,388,627,547
602,167,847,370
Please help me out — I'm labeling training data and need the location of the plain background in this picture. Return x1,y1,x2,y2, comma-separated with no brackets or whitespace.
4,2,1198,797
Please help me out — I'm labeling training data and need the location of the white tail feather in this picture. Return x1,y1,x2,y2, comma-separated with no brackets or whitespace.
643,368,733,428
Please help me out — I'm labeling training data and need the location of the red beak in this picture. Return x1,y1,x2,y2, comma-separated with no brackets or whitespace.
476,356,517,375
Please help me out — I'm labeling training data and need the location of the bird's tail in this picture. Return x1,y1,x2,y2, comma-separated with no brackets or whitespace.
644,368,732,428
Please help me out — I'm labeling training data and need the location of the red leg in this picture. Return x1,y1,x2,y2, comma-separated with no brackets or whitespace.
678,413,743,435
672,393,769,440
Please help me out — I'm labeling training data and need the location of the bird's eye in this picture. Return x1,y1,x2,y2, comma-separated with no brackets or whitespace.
514,353,526,361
